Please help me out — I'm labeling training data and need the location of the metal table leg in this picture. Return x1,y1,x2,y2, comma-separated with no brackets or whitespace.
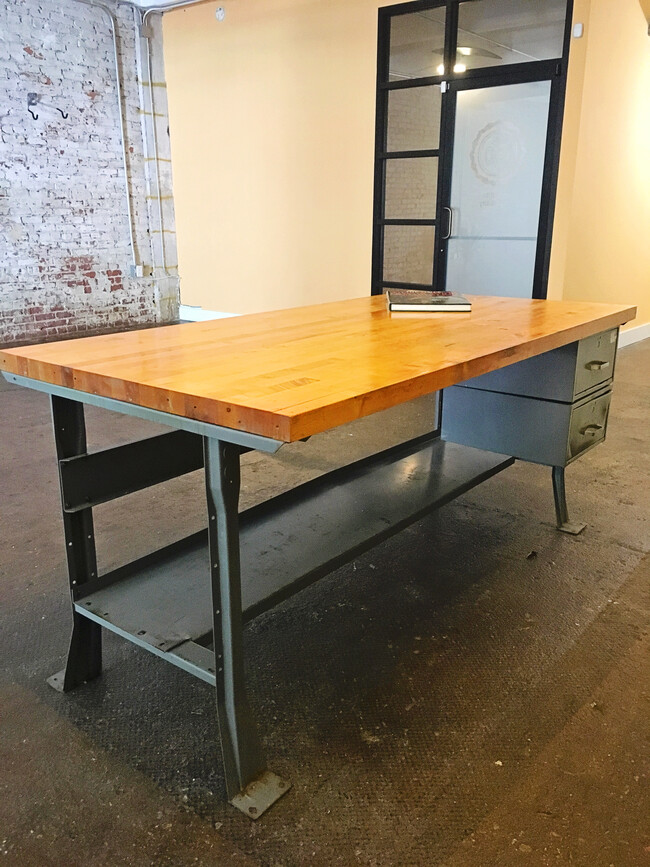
552,465,586,535
204,437,290,818
47,396,102,692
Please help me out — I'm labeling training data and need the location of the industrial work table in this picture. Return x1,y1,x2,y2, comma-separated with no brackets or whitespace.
0,294,635,817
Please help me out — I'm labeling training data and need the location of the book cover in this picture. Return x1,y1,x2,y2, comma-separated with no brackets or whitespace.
386,290,471,312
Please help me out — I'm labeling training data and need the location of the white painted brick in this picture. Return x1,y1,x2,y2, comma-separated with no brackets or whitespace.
1,0,180,345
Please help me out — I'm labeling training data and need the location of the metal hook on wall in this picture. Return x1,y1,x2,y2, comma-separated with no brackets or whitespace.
27,92,39,120
27,93,69,121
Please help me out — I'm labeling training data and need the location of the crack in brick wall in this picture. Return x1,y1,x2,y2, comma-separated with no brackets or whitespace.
0,0,180,346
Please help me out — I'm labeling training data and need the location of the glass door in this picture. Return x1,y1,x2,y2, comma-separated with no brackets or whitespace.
442,77,554,298
372,0,573,299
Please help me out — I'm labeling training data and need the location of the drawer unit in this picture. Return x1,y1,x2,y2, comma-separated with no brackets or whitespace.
442,328,618,470
442,384,611,467
455,328,618,403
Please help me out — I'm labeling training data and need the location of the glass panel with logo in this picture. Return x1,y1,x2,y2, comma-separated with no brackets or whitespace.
445,80,553,297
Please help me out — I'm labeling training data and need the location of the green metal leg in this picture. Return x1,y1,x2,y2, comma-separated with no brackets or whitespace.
47,614,102,693
48,396,102,692
552,465,586,536
204,438,290,818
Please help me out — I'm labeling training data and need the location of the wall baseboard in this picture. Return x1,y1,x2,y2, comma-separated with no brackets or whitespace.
179,305,240,322
619,322,650,348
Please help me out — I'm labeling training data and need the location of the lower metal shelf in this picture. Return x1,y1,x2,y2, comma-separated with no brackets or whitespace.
75,437,513,683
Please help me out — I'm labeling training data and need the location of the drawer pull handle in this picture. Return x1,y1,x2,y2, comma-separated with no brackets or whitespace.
580,423,604,436
585,360,610,371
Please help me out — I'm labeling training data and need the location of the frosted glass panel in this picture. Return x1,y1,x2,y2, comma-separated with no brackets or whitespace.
387,86,442,151
383,226,435,285
385,158,438,220
445,80,552,298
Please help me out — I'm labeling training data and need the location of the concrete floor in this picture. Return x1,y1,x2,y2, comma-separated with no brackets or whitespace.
0,339,648,867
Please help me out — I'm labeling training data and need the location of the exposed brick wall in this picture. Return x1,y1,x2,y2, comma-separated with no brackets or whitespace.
0,0,180,346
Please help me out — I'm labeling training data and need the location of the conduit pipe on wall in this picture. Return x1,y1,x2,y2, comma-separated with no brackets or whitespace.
71,0,139,270
130,4,169,275
121,0,207,276
70,0,204,276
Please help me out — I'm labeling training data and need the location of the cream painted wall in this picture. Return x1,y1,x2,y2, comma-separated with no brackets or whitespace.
164,0,394,314
548,0,650,330
165,0,650,327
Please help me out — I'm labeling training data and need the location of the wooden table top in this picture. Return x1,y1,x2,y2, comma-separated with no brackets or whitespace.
0,296,635,442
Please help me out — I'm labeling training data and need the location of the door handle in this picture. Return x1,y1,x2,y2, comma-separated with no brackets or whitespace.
585,360,610,371
442,206,453,240
579,423,604,436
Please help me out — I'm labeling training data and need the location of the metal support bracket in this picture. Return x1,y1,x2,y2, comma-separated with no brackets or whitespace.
552,465,586,535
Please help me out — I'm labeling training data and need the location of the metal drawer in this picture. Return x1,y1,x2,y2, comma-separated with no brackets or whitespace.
574,330,618,397
454,328,618,403
442,385,612,467
568,388,611,461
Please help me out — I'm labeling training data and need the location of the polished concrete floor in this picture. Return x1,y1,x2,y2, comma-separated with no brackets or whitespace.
0,339,648,867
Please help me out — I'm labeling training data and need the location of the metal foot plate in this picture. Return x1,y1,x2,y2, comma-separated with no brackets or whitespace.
46,669,67,692
230,770,291,819
557,521,586,536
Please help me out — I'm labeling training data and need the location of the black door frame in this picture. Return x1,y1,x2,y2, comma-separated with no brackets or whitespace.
371,0,575,299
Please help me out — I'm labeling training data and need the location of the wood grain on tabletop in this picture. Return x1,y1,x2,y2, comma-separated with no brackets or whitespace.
0,295,636,441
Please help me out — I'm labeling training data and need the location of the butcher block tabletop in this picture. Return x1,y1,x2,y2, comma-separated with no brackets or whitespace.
0,295,636,442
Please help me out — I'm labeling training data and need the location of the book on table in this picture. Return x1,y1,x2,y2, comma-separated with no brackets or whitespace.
386,290,472,313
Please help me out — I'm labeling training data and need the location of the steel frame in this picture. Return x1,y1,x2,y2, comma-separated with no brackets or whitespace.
5,372,515,818
42,383,291,816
